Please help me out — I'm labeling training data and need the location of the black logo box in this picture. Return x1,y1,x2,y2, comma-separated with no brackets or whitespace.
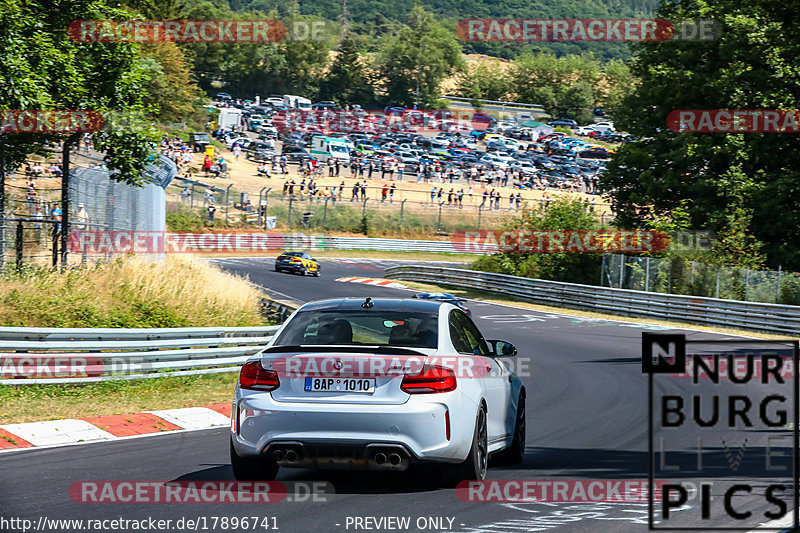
643,333,800,531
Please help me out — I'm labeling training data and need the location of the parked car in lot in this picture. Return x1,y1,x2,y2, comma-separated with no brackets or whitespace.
230,297,526,483
592,122,615,132
244,141,276,162
548,118,578,128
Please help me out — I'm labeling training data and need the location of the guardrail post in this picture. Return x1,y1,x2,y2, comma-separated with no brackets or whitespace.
437,203,443,232
190,184,195,210
322,197,329,225
716,267,721,298
224,184,233,224
777,266,782,302
645,257,650,292
362,198,367,219
619,255,624,289
477,205,482,232
288,195,293,226
399,199,406,226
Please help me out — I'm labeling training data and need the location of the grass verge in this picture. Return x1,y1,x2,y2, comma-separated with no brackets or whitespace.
0,374,238,424
0,255,266,327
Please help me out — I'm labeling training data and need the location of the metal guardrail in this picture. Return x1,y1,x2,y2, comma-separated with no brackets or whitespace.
282,235,462,254
0,326,281,385
384,265,800,336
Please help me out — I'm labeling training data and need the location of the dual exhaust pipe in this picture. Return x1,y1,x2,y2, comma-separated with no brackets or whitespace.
372,452,403,466
272,447,300,463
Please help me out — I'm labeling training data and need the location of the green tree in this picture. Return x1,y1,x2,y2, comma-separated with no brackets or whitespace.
318,35,375,105
455,63,510,103
0,0,159,186
376,4,463,108
603,0,800,268
508,52,600,121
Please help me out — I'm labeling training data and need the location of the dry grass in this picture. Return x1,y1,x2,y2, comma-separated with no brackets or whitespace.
0,255,265,328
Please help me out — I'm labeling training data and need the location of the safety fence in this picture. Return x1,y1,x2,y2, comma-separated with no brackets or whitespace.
601,254,800,305
384,265,800,336
0,325,279,385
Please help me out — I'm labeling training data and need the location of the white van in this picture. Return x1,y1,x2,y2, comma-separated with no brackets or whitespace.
311,135,351,163
283,95,312,110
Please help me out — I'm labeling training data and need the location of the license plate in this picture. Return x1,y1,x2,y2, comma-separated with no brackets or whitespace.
304,377,375,393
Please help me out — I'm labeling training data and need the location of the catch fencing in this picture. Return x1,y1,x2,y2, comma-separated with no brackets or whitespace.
601,254,800,305
384,265,800,335
2,154,177,267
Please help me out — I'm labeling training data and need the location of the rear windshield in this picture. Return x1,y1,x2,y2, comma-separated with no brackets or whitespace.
273,311,438,348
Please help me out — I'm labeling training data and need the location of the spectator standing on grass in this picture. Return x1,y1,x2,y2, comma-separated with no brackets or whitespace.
457,188,464,208
397,162,403,181
352,182,359,201
389,184,396,204
361,180,368,200
207,204,216,222
83,133,91,153
430,187,437,204
509,193,514,210
335,158,340,177
381,184,388,202
368,160,374,179
516,193,522,209
447,188,453,206
437,188,443,203
50,203,62,233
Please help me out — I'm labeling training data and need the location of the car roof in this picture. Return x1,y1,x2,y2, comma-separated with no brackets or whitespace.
299,298,444,313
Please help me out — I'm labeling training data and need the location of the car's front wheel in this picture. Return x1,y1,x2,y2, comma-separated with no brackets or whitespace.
442,406,488,485
230,438,279,481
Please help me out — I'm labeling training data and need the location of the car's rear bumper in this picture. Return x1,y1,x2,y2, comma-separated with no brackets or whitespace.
231,393,474,465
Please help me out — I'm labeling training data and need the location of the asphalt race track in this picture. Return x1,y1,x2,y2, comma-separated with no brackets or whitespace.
1,257,796,533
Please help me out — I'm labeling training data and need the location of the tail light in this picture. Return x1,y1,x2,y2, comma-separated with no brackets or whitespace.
239,361,280,391
400,364,457,394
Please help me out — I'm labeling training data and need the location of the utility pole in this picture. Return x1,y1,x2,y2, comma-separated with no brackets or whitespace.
60,133,80,271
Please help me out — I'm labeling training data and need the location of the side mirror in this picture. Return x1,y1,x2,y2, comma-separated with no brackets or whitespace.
488,340,517,357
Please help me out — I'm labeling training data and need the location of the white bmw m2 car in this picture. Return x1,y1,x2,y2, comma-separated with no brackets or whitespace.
229,297,526,483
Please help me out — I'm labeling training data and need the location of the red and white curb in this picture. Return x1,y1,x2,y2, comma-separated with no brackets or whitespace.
334,276,407,289
0,403,231,452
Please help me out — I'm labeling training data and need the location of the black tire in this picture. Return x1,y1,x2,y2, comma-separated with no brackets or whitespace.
313,270,321,277
442,406,488,486
498,391,526,464
229,438,279,481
